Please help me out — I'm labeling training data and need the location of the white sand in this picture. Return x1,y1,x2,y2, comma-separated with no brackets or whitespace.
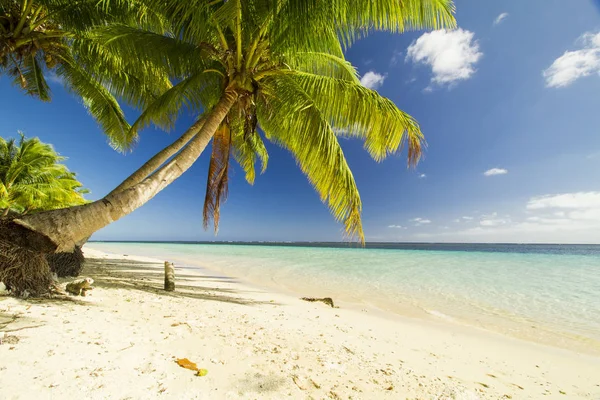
1,247,599,399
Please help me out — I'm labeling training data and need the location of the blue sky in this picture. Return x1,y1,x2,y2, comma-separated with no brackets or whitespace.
2,0,600,243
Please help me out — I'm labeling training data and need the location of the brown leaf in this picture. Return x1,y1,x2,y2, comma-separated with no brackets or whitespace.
203,123,231,232
176,358,198,371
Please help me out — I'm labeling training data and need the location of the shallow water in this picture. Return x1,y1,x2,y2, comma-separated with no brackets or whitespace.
89,242,600,353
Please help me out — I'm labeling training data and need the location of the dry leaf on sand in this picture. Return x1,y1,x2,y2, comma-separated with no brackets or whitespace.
176,358,198,371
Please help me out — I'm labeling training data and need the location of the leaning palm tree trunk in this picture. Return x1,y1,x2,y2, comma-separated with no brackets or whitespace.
1,92,237,295
108,117,206,196
73,116,206,247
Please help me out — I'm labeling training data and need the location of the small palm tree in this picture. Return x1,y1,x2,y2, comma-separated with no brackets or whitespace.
0,133,88,216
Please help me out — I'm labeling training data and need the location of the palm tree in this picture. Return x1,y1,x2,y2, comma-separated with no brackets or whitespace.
0,0,171,150
3,0,456,295
0,133,88,216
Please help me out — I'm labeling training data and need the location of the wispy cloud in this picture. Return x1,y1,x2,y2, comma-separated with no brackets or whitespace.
543,32,600,88
454,216,474,223
479,212,511,227
410,217,432,226
526,192,600,210
587,151,600,159
410,191,600,243
493,12,509,26
418,173,427,179
406,28,482,89
388,225,406,229
483,168,508,176
390,49,403,67
360,71,386,90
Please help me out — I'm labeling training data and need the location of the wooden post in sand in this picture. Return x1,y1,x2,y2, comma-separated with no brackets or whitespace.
164,261,175,291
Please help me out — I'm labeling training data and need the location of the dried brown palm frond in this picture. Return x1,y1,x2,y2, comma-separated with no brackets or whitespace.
202,123,231,232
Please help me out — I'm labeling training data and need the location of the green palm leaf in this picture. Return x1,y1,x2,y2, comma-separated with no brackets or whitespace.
291,72,424,164
257,74,364,242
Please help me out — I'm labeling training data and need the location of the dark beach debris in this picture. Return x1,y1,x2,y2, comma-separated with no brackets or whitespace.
292,375,306,390
301,297,335,308
65,277,94,296
477,382,490,388
171,321,192,331
0,334,19,345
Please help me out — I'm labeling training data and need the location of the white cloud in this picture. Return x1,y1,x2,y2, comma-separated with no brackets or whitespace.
406,28,482,88
462,216,474,220
453,219,461,223
360,71,386,90
483,168,508,176
480,218,510,227
418,173,427,179
543,32,600,88
526,192,600,210
388,225,406,229
410,217,432,226
407,191,600,243
493,13,509,26
478,212,510,227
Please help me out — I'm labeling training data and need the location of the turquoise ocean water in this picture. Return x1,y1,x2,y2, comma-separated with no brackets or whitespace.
89,242,600,353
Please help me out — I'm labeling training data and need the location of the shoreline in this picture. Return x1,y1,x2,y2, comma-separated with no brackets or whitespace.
90,242,600,356
1,246,599,399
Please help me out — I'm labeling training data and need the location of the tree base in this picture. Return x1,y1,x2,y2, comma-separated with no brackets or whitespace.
0,219,57,297
47,246,85,278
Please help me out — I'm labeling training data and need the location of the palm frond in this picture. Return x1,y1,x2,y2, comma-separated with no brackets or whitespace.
230,118,268,184
284,52,359,83
54,54,132,151
274,0,456,48
71,34,172,110
257,74,364,242
130,68,223,134
89,24,212,78
290,72,424,165
21,53,51,101
203,123,231,232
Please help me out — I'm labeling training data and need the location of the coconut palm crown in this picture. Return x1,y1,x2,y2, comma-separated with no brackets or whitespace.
90,0,457,242
0,133,88,216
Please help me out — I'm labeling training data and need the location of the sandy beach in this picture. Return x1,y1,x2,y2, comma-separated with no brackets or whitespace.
1,247,599,400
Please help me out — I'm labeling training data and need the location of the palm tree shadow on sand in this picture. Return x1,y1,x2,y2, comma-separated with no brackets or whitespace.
81,257,278,307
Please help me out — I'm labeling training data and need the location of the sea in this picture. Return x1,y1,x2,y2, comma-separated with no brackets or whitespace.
88,241,600,354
